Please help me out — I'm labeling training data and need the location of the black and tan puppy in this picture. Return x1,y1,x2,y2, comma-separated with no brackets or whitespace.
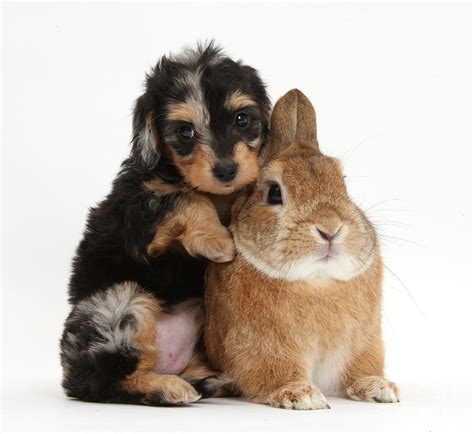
60,42,270,406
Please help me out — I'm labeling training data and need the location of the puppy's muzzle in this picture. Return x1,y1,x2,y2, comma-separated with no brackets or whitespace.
212,160,238,183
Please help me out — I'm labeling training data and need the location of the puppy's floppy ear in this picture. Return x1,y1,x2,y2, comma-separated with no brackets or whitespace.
242,64,272,138
130,95,161,172
263,89,318,163
237,64,271,153
259,97,271,148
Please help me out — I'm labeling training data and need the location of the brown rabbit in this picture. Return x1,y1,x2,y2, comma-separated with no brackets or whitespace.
204,89,399,410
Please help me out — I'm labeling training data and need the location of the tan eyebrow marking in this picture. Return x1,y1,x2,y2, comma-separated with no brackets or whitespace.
167,100,203,124
225,90,257,112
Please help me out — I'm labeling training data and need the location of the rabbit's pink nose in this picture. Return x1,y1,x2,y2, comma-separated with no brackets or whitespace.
317,229,333,241
316,226,341,242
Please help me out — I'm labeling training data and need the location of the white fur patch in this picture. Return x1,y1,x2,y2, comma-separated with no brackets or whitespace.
310,346,349,396
235,237,373,283
247,136,261,148
235,239,289,280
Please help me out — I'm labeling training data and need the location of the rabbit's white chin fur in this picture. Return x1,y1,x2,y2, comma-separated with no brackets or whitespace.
235,239,374,283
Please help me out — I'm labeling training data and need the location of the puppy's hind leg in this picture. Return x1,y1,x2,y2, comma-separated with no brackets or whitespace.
61,282,200,405
180,355,235,399
121,311,201,405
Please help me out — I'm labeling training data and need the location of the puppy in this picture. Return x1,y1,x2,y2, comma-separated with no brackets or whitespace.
60,42,270,405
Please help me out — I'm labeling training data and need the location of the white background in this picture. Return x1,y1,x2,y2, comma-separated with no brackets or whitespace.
1,1,472,432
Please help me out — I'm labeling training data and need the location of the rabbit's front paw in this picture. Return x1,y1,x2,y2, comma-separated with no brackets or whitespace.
268,381,330,410
346,376,400,403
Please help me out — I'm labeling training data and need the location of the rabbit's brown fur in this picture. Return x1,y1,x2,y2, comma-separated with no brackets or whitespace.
204,89,399,409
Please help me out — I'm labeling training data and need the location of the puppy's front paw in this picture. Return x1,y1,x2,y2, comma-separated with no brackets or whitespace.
268,382,330,410
182,229,235,263
199,232,236,263
346,376,400,403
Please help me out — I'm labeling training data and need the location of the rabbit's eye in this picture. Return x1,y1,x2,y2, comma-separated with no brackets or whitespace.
267,184,282,205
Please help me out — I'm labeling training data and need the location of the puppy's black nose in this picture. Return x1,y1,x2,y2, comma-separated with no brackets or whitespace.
212,161,238,182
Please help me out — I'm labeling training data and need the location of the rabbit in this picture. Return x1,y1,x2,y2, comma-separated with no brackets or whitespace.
204,89,400,410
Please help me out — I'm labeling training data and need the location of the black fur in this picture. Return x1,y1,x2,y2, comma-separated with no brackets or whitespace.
67,169,206,305
189,376,224,399
60,42,270,405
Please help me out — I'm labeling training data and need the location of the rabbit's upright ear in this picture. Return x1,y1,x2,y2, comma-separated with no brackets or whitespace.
263,89,318,162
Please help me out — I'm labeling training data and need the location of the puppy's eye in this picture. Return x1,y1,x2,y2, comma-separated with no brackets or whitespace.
178,125,195,140
267,184,282,205
235,112,250,128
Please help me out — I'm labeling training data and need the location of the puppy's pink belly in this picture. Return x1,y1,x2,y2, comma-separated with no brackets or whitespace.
153,310,201,375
